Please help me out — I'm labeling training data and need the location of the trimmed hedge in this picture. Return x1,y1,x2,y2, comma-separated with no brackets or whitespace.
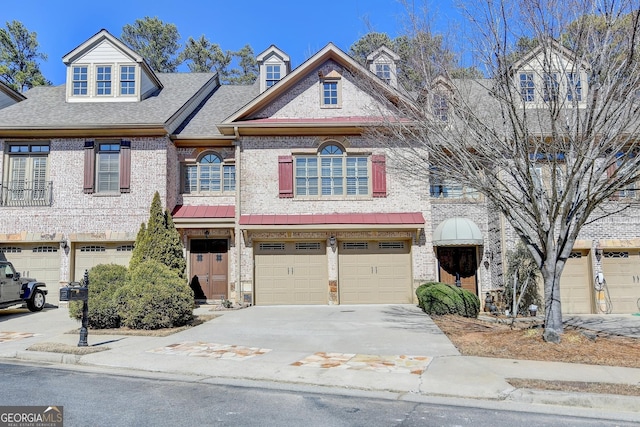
416,282,480,318
69,264,127,329
115,260,194,330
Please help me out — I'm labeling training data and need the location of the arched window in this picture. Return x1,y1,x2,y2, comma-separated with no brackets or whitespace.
184,153,235,194
294,143,368,197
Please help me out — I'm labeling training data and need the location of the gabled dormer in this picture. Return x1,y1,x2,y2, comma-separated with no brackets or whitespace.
366,45,400,89
62,29,163,103
257,45,290,93
510,39,589,107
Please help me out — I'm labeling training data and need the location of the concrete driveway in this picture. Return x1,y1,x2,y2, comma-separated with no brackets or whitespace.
178,304,461,357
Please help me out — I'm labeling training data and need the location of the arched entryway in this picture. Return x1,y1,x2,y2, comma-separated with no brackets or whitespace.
432,217,483,295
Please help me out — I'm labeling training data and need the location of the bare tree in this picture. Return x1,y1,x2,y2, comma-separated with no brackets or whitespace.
369,0,640,342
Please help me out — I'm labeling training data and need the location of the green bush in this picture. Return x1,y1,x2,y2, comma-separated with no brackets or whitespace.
69,264,127,328
116,260,194,330
418,283,480,318
415,282,440,309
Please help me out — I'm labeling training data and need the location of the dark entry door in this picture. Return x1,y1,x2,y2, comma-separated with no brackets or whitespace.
437,246,478,295
190,239,228,300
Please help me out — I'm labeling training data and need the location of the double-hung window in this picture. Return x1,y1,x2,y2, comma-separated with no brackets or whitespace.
96,66,112,96
520,73,535,102
4,144,50,206
120,66,136,95
72,66,88,96
375,63,391,84
183,153,235,194
83,140,131,194
266,65,281,88
543,73,559,102
567,72,582,102
321,79,340,107
97,143,120,192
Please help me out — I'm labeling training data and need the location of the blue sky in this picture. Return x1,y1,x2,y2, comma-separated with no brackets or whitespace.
2,0,464,85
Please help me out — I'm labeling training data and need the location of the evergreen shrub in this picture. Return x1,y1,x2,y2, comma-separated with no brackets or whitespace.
116,260,194,330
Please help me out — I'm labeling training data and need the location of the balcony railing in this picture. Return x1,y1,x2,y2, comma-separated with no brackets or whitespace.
0,181,53,207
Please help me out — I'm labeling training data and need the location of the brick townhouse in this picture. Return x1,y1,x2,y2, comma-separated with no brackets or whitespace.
0,29,637,313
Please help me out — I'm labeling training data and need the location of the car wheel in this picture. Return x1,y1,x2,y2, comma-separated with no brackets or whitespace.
27,289,46,312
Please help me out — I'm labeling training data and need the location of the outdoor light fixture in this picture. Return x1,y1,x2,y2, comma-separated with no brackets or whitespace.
595,248,603,262
329,235,336,248
60,239,68,249
204,230,210,239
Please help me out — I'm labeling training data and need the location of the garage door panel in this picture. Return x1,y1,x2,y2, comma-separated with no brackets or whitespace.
254,242,328,305
560,251,592,314
602,251,640,314
339,241,412,304
1,244,61,304
74,244,133,282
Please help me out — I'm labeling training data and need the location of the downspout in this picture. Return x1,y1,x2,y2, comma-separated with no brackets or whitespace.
234,126,242,304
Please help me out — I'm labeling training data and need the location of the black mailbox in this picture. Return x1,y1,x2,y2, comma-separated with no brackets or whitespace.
59,282,88,302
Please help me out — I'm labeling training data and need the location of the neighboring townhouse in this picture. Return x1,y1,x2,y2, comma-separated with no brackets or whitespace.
0,81,26,110
0,29,637,313
0,29,219,304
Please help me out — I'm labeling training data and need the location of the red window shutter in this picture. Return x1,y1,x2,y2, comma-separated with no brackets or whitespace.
83,141,95,194
372,155,387,198
278,155,294,198
120,141,131,193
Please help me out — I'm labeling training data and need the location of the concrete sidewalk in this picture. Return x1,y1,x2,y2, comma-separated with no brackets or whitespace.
1,304,639,420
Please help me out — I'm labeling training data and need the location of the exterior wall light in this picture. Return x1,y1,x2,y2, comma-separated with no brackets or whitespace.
329,235,336,248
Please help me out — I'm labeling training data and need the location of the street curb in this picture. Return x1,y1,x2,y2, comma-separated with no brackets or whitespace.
507,388,640,414
11,350,82,365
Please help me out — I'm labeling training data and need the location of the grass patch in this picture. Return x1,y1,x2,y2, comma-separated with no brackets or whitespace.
27,342,109,355
66,314,217,337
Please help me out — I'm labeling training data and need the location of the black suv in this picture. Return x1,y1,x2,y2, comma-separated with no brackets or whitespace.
0,261,47,311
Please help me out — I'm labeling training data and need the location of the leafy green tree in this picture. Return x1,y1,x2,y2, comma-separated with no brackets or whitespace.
0,20,50,92
226,44,258,85
121,17,181,72
179,35,232,78
129,191,186,278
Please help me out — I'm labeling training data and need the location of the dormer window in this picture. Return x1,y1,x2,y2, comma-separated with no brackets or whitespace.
543,73,559,102
96,66,112,96
375,63,391,84
433,93,449,122
120,66,136,95
367,46,400,89
520,73,535,102
567,72,582,102
266,65,281,88
63,29,161,103
72,66,88,96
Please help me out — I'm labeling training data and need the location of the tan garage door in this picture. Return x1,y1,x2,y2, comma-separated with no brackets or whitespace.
560,251,592,314
602,250,640,314
338,240,412,304
1,244,61,304
74,243,133,282
254,241,328,305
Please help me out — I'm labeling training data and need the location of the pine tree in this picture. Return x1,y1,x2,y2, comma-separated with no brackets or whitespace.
129,191,186,279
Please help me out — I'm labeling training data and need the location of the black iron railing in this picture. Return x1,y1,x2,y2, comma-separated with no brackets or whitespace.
0,181,53,207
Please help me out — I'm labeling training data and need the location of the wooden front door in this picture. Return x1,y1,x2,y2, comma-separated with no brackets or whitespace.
437,246,478,295
190,239,228,300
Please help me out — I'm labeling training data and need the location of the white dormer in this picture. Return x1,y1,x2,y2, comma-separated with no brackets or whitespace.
62,29,162,103
366,45,400,89
257,45,290,93
511,39,589,107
